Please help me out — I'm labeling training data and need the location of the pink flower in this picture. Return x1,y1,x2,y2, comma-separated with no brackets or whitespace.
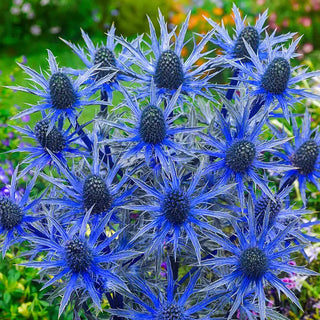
269,13,278,30
312,0,320,11
303,43,314,54
299,17,312,27
282,277,296,289
282,18,289,27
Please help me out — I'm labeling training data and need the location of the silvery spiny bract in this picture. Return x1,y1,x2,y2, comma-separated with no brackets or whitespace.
3,5,320,319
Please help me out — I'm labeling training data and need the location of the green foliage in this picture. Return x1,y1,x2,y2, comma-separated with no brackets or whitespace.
0,0,98,47
0,248,72,320
113,0,170,36
0,0,172,49
0,56,26,163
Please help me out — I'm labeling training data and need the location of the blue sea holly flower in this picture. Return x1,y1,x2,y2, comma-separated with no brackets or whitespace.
9,50,116,127
253,188,318,261
116,10,219,101
10,120,85,178
205,4,294,66
41,132,133,227
103,84,200,170
22,211,139,317
253,187,311,234
129,161,235,262
201,102,290,208
270,110,320,205
234,36,320,119
201,197,317,320
61,25,136,101
109,259,223,319
0,167,42,257
238,185,314,254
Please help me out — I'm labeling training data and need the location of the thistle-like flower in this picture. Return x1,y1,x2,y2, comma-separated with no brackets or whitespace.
9,50,115,126
206,4,294,66
42,132,133,227
103,84,200,170
116,10,219,101
235,36,320,119
270,110,320,205
10,119,85,178
61,25,136,101
202,197,317,320
109,259,223,319
0,167,41,257
129,161,234,262
201,100,289,208
22,211,138,317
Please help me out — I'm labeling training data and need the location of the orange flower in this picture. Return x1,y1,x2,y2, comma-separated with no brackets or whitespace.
199,9,210,18
171,13,185,25
189,15,201,29
213,7,224,16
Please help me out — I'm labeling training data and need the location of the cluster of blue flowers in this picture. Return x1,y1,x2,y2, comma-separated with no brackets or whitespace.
3,5,320,319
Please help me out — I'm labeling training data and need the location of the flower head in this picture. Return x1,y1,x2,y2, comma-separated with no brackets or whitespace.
129,161,234,262
42,131,133,227
270,110,320,205
206,4,294,66
61,25,136,100
9,50,115,126
10,119,85,178
235,36,320,119
116,10,219,101
202,197,317,320
0,167,41,257
103,84,199,170
201,98,289,208
22,211,138,317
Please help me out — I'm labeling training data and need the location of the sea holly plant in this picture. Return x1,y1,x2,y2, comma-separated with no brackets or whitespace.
2,6,320,320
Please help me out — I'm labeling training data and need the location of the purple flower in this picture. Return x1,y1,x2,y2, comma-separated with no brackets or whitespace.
1,139,10,147
21,115,30,122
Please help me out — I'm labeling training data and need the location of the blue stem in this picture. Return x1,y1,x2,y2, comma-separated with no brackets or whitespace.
170,255,180,285
58,115,64,131
106,292,125,320
221,69,239,118
99,89,115,168
278,174,297,193
100,88,108,113
249,95,265,119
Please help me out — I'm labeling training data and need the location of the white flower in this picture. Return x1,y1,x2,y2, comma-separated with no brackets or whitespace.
30,25,41,36
49,26,61,34
10,7,20,15
305,244,320,262
40,0,50,6
21,2,31,13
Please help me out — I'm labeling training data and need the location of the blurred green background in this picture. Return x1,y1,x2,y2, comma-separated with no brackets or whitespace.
1,0,320,319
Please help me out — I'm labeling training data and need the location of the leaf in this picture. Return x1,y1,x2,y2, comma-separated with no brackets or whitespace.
4,291,11,304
